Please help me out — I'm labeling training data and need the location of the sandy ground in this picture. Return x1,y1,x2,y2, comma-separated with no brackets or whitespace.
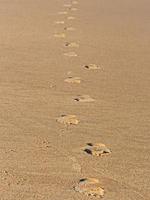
0,0,150,199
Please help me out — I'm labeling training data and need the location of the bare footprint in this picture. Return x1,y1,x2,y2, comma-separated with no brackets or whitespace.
64,4,72,8
74,95,95,102
58,11,68,15
54,33,66,38
56,115,79,125
1,170,27,186
69,156,82,173
64,77,81,84
55,21,65,24
84,64,100,70
64,27,75,31
72,1,78,5
64,52,77,57
83,143,111,156
67,16,75,20
70,7,78,11
74,178,104,198
65,42,79,47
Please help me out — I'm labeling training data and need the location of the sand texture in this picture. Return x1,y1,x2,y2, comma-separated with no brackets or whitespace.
0,0,150,199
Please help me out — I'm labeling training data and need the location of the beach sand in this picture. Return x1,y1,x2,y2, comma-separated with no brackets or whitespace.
0,0,150,199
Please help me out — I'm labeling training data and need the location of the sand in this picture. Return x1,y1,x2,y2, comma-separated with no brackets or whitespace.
0,0,150,199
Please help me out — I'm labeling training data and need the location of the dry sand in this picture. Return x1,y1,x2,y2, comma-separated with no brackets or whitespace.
0,0,150,199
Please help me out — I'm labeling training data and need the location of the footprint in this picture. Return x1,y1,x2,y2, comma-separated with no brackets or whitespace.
58,11,68,15
64,4,72,8
72,1,78,4
74,178,104,198
74,95,95,102
64,27,75,31
39,140,52,148
1,170,27,186
64,77,81,83
56,115,79,125
64,52,77,57
69,156,82,173
55,21,65,24
65,42,79,48
54,33,66,38
67,16,75,20
84,64,100,70
83,143,111,156
70,7,78,11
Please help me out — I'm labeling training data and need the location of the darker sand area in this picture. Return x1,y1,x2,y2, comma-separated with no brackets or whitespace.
0,0,150,199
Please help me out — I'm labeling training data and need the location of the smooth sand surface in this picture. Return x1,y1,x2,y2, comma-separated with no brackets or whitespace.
0,0,150,199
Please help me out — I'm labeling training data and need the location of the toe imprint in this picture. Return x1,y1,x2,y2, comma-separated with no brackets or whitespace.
84,64,100,70
69,156,82,173
83,143,111,156
64,77,81,84
54,33,66,38
74,95,95,102
65,42,79,47
56,115,79,125
74,178,104,198
64,52,77,57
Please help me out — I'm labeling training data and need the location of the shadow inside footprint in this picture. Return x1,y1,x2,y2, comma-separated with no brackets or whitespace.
87,143,93,146
84,149,92,155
